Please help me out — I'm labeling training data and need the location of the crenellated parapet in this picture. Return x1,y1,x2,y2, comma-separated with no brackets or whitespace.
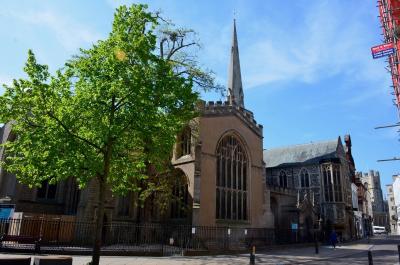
197,100,263,137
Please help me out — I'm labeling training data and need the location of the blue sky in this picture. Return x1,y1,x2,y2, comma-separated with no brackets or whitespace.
0,0,398,196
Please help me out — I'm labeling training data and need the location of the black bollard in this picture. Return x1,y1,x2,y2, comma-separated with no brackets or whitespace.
398,245,400,263
368,250,373,265
249,245,255,265
315,238,319,254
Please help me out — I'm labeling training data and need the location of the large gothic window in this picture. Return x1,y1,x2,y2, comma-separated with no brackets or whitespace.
299,168,310,188
323,165,334,202
322,164,342,202
332,164,342,202
216,135,248,221
279,171,288,188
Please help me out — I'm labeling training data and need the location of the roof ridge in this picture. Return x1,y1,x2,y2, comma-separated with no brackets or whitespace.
264,138,338,152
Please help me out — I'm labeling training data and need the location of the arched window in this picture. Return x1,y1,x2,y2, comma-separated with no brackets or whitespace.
300,168,310,188
279,171,288,188
332,164,342,202
322,164,342,202
216,135,248,221
176,126,191,157
170,172,189,220
323,165,334,202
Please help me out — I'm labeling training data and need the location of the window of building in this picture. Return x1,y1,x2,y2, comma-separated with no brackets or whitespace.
170,174,189,219
37,180,57,200
323,165,334,202
118,194,131,216
389,188,393,193
279,171,288,188
332,164,342,201
300,168,310,188
176,126,191,157
322,164,342,202
216,135,247,221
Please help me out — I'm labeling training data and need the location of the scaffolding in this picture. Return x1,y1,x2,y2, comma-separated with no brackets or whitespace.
378,0,400,117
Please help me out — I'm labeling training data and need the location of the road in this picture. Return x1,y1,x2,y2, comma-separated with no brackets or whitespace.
303,234,400,265
1,234,399,264
257,234,400,265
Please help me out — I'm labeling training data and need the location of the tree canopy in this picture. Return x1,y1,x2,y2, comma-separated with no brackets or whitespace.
0,5,219,264
0,4,212,194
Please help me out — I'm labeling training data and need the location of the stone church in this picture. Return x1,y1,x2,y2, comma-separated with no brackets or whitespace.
264,136,356,240
0,21,274,228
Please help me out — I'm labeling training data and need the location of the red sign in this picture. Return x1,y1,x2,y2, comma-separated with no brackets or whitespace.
371,43,394,53
371,43,395,59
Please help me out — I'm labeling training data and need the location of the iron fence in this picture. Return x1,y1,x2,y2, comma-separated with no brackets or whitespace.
0,218,310,255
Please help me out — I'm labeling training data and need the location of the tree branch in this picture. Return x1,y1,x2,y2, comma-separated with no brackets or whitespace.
166,42,197,60
47,111,103,152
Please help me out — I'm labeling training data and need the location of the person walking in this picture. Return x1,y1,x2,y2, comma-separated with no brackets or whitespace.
330,230,338,249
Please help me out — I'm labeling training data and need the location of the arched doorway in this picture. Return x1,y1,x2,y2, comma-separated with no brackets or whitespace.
270,197,279,229
169,169,192,224
304,215,313,242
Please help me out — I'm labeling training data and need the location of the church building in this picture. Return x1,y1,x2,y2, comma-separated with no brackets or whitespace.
0,21,274,229
264,136,356,240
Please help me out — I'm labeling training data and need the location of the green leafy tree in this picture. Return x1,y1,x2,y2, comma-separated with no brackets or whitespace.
0,4,219,265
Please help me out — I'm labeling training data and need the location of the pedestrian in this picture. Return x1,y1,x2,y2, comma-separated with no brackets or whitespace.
330,230,338,249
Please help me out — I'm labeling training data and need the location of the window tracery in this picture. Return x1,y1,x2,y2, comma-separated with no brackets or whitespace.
216,135,248,221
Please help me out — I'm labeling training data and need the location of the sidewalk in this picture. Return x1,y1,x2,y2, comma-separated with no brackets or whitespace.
0,239,375,265
255,240,373,264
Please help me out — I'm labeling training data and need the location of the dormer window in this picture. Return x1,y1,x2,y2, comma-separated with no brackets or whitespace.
176,126,191,157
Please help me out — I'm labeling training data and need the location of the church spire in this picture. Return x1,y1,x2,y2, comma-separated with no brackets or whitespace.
227,19,244,108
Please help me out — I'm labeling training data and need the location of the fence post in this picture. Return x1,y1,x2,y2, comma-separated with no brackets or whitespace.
368,250,373,265
249,245,255,265
397,245,400,263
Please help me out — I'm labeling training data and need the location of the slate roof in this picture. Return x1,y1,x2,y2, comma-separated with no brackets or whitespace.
263,138,340,168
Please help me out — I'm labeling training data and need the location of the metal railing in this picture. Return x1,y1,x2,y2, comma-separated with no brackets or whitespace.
0,218,310,255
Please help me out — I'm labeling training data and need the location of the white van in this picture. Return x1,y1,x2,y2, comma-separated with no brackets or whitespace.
373,226,387,235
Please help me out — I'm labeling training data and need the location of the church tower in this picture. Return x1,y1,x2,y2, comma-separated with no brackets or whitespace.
227,19,244,108
170,19,273,228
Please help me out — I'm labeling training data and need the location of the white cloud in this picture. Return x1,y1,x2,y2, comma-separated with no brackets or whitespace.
234,2,390,90
4,9,102,52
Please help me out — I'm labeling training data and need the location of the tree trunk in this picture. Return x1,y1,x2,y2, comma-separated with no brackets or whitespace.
91,177,106,265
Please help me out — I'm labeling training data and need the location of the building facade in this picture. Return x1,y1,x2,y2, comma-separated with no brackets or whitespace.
360,170,389,229
264,137,355,240
355,172,373,237
388,175,400,234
